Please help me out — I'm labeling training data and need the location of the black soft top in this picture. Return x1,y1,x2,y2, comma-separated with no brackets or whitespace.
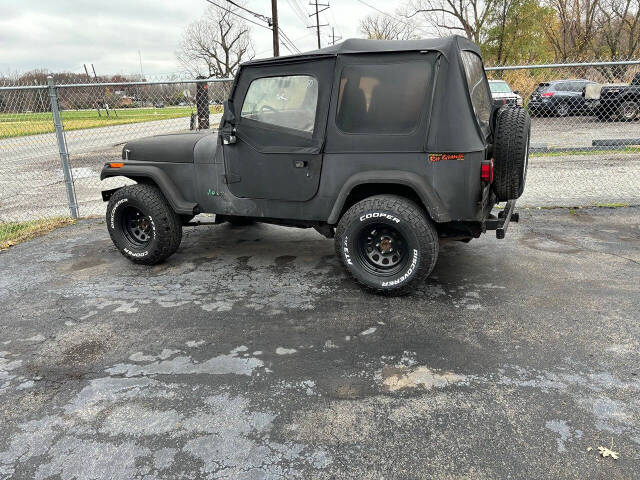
228,36,491,153
242,36,481,66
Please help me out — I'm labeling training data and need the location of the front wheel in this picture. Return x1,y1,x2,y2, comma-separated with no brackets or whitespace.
106,184,182,265
335,195,439,295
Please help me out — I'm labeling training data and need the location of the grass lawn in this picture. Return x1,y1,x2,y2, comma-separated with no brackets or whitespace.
0,105,224,139
531,147,640,157
0,217,76,250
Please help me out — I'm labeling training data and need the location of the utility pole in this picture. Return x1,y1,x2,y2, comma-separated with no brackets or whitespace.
328,26,342,45
271,0,279,57
308,0,329,49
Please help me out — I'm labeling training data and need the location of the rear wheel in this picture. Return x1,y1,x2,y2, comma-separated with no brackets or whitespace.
555,102,569,117
493,106,530,201
106,184,182,265
618,100,639,121
335,195,439,295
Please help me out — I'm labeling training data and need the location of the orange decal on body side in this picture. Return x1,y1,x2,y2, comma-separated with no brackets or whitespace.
429,153,465,162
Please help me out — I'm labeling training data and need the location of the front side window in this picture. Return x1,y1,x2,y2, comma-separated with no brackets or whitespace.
336,61,431,134
241,75,318,133
460,51,492,135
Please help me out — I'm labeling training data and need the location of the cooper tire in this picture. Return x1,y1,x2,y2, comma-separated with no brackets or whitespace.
493,106,530,201
334,195,439,295
106,184,182,265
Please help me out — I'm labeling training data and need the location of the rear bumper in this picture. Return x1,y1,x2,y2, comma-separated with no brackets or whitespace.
485,199,519,239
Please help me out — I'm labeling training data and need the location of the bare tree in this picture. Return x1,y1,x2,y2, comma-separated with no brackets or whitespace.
359,13,421,40
406,0,499,43
594,0,640,60
542,0,600,61
177,4,255,78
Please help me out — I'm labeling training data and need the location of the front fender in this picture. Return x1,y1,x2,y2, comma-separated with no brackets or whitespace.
326,170,450,224
100,163,199,215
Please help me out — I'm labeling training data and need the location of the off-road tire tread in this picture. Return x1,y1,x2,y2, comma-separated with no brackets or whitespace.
107,184,182,265
493,106,530,201
335,195,438,295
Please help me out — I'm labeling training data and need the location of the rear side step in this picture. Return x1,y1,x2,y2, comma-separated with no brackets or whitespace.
486,199,519,239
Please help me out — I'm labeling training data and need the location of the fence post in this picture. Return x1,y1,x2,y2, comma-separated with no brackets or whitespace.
47,75,78,219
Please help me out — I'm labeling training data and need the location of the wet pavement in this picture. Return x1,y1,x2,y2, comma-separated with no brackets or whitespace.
0,206,639,479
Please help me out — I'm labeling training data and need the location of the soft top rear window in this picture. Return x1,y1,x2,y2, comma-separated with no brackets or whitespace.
460,51,491,136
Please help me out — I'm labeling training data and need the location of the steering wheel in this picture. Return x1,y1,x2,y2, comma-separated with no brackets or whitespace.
260,105,277,113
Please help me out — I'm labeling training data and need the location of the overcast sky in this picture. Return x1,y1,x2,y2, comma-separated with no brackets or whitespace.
0,0,412,78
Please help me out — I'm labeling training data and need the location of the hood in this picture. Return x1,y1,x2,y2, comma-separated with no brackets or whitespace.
122,132,212,163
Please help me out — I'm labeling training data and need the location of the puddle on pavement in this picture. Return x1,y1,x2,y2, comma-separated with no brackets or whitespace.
520,232,582,254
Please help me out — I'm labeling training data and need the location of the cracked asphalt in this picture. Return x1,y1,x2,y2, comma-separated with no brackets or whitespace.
1,206,639,479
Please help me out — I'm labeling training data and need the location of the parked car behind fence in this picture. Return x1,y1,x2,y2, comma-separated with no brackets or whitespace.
488,80,523,107
528,79,594,117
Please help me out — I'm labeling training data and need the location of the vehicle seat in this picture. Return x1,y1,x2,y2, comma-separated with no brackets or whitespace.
368,84,416,132
337,80,367,132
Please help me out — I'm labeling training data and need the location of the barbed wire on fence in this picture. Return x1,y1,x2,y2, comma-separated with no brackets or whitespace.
1,61,639,244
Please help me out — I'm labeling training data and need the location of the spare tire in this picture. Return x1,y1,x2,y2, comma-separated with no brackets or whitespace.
493,106,530,201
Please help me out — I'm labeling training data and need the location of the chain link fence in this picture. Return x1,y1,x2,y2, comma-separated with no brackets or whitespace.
1,60,639,243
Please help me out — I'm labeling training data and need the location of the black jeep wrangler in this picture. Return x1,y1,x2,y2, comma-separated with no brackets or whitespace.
101,37,529,294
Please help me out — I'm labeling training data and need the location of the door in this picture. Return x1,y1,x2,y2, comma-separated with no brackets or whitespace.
223,59,334,202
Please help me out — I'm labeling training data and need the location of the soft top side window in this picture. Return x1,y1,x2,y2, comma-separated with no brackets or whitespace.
241,75,318,133
335,60,431,135
460,51,492,137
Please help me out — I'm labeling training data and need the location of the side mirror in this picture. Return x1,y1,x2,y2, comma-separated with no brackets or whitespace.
221,125,237,145
220,100,237,144
513,90,519,95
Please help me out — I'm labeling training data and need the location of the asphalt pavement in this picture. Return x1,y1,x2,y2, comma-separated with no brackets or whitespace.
1,206,639,479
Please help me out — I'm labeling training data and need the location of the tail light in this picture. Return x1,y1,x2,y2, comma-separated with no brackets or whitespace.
481,159,494,183
541,92,555,97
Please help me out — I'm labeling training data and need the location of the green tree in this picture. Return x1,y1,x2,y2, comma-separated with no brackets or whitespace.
483,0,556,65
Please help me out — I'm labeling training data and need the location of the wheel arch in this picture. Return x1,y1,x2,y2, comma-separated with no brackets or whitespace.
101,164,199,215
326,171,450,225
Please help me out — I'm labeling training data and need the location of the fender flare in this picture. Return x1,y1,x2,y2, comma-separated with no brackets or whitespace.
100,164,199,215
326,170,450,225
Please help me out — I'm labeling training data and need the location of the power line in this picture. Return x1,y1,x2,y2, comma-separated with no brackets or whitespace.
354,0,422,30
286,0,311,27
326,1,342,38
224,0,272,25
203,0,272,30
279,28,302,54
203,0,302,56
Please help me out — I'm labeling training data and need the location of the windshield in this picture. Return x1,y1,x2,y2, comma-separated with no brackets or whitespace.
489,81,512,93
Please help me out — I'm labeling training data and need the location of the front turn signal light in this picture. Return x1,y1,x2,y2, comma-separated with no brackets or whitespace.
109,162,124,168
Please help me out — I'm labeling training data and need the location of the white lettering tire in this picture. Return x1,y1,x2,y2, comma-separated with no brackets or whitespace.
106,184,182,265
334,194,439,295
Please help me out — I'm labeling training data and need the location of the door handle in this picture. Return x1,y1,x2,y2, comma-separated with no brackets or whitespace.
294,160,308,168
